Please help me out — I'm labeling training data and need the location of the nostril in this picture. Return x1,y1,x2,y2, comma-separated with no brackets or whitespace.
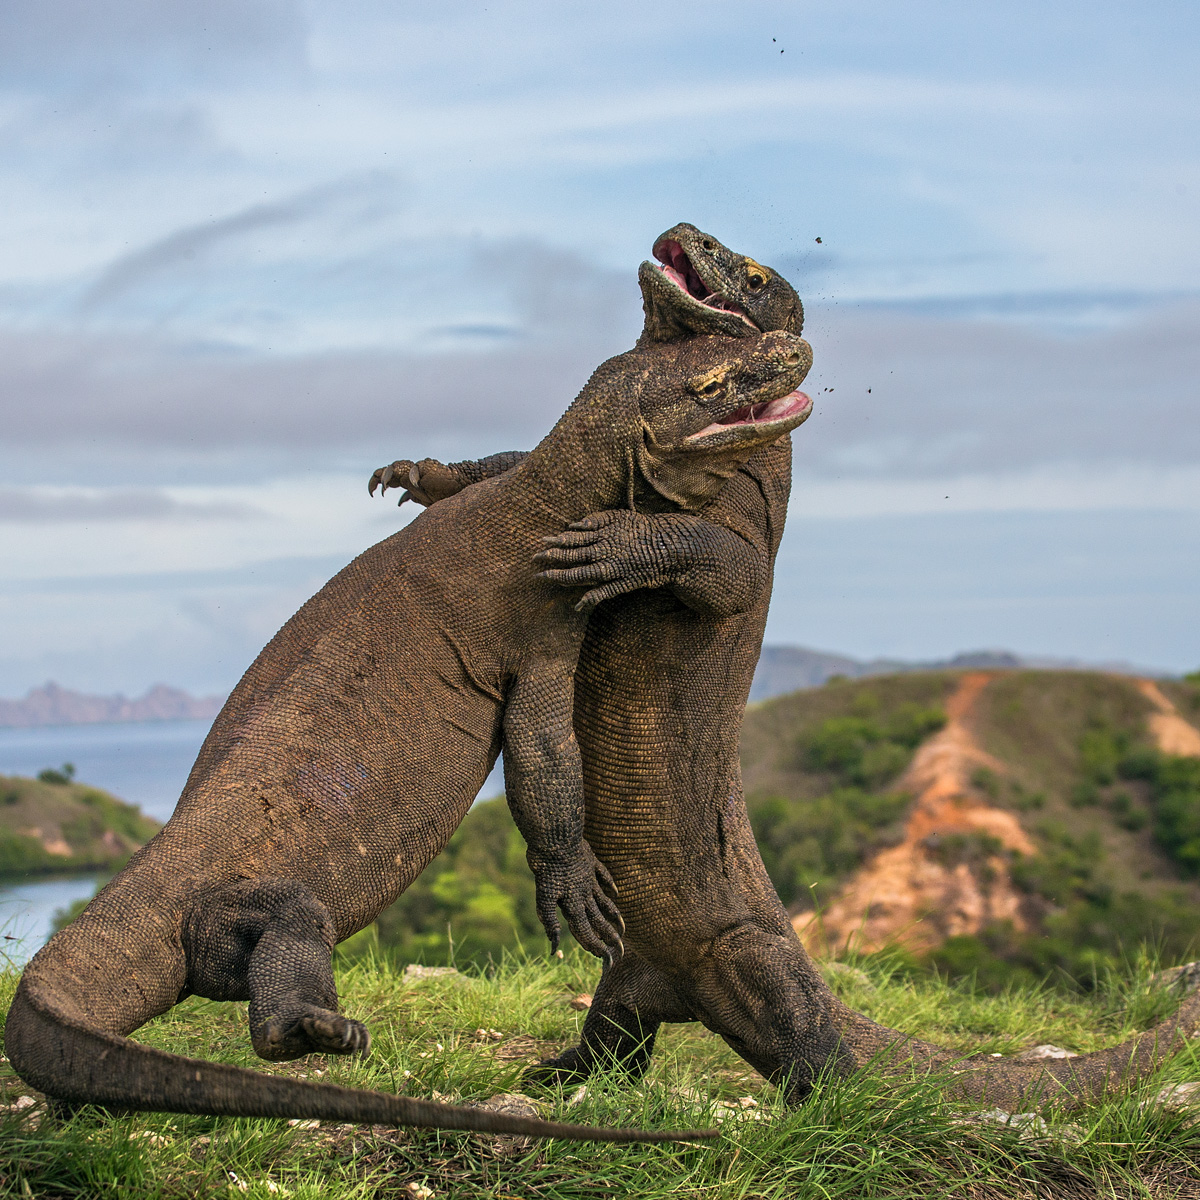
786,352,802,365
701,240,714,251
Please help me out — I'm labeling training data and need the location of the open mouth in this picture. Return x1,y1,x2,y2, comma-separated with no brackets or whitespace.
686,390,813,444
653,239,755,324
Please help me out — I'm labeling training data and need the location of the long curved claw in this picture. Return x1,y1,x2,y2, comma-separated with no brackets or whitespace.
380,463,397,492
409,464,422,490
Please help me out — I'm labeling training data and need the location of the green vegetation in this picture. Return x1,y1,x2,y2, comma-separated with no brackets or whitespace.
27,669,1200,1003
741,674,956,913
333,670,1200,993
358,797,543,967
3,953,1200,1198
0,772,160,881
36,762,76,786
748,695,945,906
929,819,1200,992
749,788,909,910
1120,750,1200,875
916,675,1200,992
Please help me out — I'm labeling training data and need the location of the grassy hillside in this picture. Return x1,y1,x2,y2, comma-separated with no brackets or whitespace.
3,952,1200,1198
1160,674,1200,720
337,669,1200,995
740,671,957,910
0,769,161,880
742,669,1200,989
41,669,1200,994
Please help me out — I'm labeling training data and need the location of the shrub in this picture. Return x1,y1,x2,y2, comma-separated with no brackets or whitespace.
799,704,945,790
748,786,909,909
36,762,76,786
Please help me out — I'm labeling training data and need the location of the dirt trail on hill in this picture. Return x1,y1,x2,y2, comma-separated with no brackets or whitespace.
1136,679,1200,757
793,672,1033,955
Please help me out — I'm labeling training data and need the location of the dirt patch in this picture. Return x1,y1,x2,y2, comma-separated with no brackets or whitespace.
20,826,73,857
1136,679,1200,757
794,672,1034,955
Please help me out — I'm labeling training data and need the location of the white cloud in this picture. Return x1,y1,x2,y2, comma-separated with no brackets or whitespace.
0,487,260,523
0,0,1196,690
0,0,308,85
0,476,409,583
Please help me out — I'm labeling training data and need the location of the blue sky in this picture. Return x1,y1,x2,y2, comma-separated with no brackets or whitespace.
1,0,1197,695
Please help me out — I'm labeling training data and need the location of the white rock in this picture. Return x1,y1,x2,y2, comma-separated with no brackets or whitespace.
1153,1081,1200,1110
953,1107,1082,1144
404,964,460,980
1013,1044,1079,1060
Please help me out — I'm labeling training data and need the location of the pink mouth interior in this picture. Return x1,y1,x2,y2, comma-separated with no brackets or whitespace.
655,239,711,302
653,239,752,321
688,390,812,442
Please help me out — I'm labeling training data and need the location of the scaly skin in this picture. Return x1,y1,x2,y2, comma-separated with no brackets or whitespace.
381,224,1200,1110
4,328,813,1142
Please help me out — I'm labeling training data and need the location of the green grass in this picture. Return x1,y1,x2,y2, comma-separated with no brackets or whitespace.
4,951,1200,1198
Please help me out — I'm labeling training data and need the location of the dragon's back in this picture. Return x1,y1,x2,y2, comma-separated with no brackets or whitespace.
99,490,526,941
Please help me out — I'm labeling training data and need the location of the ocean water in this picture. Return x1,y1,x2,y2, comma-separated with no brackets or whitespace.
0,719,504,962
0,717,215,823
0,874,106,966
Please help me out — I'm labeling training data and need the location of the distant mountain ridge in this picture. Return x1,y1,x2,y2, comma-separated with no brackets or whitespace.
0,647,1173,728
0,682,225,729
749,645,1173,702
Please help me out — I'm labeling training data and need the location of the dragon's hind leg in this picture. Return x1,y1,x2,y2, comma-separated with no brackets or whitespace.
182,878,370,1062
526,950,693,1088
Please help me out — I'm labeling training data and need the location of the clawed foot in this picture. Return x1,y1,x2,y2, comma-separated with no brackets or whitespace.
524,1047,592,1090
531,842,625,962
254,1006,371,1061
368,458,466,507
534,510,669,614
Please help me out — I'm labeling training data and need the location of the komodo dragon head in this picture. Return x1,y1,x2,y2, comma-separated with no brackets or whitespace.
640,221,803,342
627,328,813,511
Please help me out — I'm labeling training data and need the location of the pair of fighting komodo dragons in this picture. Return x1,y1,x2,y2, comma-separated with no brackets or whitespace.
7,225,1200,1146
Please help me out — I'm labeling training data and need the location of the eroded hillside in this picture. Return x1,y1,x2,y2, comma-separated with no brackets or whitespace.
741,669,1200,986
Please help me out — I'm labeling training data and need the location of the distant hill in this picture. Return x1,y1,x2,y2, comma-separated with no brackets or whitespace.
0,682,224,729
749,644,1173,702
742,668,1200,987
353,666,1200,990
0,650,1167,725
0,771,161,879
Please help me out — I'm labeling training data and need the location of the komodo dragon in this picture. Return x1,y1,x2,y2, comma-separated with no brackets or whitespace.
376,223,1200,1111
4,327,813,1142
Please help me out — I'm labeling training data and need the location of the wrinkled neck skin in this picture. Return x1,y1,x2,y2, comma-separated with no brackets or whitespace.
632,428,775,513
510,341,783,524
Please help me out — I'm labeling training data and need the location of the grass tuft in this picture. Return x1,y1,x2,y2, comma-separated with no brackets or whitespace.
3,951,1200,1198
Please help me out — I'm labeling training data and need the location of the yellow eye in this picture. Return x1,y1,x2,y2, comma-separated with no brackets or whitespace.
699,379,722,396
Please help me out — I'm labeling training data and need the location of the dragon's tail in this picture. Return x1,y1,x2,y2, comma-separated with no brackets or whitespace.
834,980,1200,1109
4,980,714,1143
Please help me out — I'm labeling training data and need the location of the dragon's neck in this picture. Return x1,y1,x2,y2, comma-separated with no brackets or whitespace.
512,352,643,522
